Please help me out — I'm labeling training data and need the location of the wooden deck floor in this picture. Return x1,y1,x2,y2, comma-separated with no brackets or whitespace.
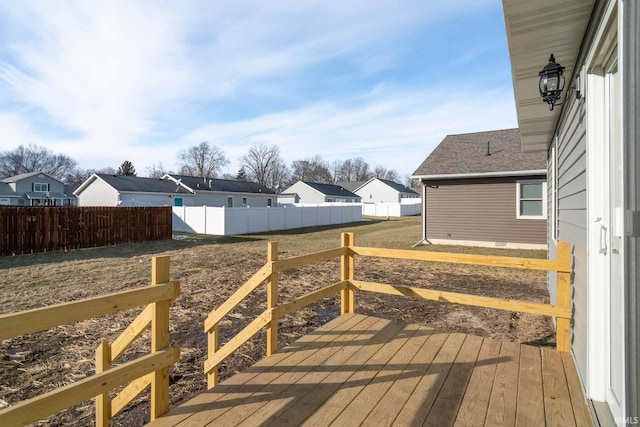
149,314,593,426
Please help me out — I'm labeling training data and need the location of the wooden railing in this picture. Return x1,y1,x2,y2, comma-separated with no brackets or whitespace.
203,233,572,388
0,256,181,426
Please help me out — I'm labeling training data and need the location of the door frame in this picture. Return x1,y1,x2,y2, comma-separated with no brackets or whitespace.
585,0,625,419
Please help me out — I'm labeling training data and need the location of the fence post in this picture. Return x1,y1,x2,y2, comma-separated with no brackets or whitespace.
95,341,111,427
341,233,355,314
556,242,571,352
151,256,171,420
266,242,279,356
207,324,219,389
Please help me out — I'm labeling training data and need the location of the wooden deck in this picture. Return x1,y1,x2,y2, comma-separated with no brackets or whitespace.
149,314,593,426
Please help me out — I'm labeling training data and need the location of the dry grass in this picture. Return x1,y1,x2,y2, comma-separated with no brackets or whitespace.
0,217,553,426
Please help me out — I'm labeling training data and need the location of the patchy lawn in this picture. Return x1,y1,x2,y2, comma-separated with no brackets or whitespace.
0,217,553,426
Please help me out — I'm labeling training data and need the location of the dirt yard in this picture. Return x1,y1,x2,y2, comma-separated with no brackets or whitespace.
0,217,553,426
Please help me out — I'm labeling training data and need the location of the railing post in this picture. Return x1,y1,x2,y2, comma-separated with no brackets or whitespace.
207,324,219,389
267,242,279,356
556,242,571,352
341,232,355,314
151,256,171,420
95,341,111,427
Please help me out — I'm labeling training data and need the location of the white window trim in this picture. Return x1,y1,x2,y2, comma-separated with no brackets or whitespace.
516,179,547,220
33,182,49,192
227,196,233,208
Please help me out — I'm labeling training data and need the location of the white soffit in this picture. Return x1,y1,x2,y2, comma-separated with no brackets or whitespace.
502,0,595,152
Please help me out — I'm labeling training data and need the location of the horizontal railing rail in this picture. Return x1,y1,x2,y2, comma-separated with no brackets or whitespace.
0,282,177,340
0,256,181,427
203,232,573,390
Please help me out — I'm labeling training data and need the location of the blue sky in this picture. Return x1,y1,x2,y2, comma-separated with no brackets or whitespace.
0,0,517,178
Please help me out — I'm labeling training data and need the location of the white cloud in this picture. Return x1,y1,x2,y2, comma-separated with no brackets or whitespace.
180,84,517,176
0,0,509,176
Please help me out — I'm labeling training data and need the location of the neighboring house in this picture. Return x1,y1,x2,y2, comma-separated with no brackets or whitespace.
282,181,361,204
163,175,277,207
0,172,76,206
347,178,419,203
411,128,547,249
502,0,638,422
74,174,193,206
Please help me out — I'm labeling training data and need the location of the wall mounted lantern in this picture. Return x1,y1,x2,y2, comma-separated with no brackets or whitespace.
539,54,566,110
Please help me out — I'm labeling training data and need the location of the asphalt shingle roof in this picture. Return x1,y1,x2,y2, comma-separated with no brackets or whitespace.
335,181,367,192
1,172,46,183
376,178,418,194
169,175,276,194
97,174,191,194
412,128,546,177
303,181,360,198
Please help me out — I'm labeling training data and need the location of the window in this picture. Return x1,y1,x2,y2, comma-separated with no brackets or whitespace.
174,197,183,207
517,180,547,219
227,196,233,208
33,183,49,192
242,197,247,205
267,198,272,207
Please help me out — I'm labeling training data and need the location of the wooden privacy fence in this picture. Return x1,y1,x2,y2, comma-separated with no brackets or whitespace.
204,232,572,388
0,257,181,426
0,206,173,256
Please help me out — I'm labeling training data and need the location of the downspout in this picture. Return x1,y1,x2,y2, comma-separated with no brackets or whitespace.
623,0,640,418
412,180,429,247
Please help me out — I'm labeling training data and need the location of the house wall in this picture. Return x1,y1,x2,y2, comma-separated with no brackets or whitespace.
12,174,66,195
423,176,547,245
550,92,588,388
119,192,194,206
192,192,275,207
76,178,119,206
283,182,325,204
356,179,402,203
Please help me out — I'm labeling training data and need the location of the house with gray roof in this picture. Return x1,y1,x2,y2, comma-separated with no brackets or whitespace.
411,128,547,249
348,178,419,203
74,173,278,208
163,174,277,207
74,174,194,206
0,172,76,206
282,181,361,204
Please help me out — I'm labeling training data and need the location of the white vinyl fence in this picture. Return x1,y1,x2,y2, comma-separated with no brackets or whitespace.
172,205,362,236
361,201,421,217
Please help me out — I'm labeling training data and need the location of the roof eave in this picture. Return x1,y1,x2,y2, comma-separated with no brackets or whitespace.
502,0,595,152
412,169,547,180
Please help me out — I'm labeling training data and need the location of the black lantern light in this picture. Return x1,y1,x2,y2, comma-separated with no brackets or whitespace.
539,54,565,111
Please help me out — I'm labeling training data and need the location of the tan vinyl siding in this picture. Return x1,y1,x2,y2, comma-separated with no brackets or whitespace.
552,92,588,387
423,176,546,245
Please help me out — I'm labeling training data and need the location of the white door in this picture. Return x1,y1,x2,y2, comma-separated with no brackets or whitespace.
604,60,625,421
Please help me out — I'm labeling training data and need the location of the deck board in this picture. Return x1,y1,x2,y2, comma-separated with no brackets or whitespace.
148,315,593,427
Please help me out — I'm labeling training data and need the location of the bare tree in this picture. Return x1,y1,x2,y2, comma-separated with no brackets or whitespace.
373,165,401,182
145,163,172,178
373,165,388,179
64,167,118,186
329,160,343,183
240,144,284,187
290,155,332,184
178,142,229,178
0,144,78,181
337,159,354,182
352,157,372,181
269,161,290,191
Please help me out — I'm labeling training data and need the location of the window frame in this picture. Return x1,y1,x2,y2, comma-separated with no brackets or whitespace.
33,182,49,192
516,179,547,220
227,196,233,208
